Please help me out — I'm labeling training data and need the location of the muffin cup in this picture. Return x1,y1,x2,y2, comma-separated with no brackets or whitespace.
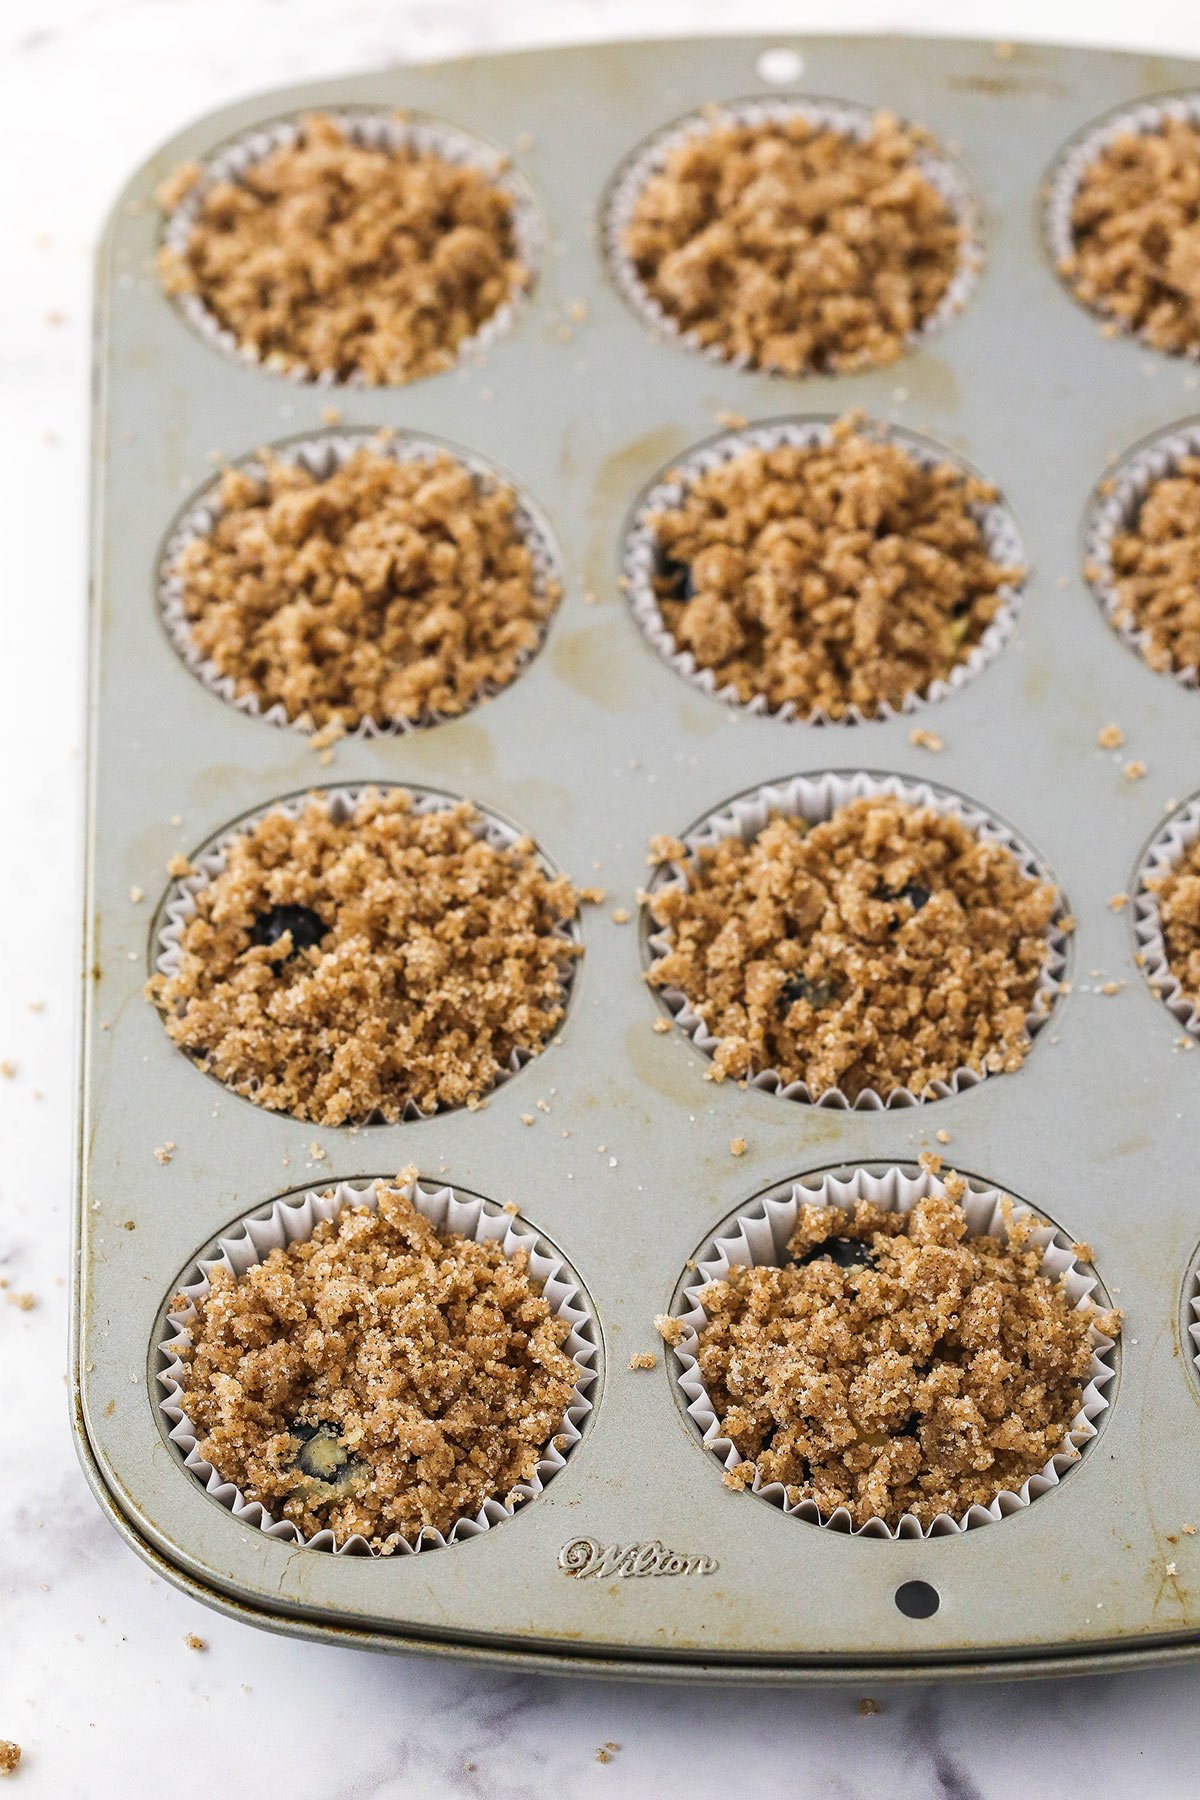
667,1164,1118,1539
158,429,562,735
159,107,542,383
1134,795,1200,1036
1082,421,1200,688
1044,93,1200,358
644,769,1069,1108
603,96,983,374
152,782,582,1123
622,417,1025,723
156,1175,599,1555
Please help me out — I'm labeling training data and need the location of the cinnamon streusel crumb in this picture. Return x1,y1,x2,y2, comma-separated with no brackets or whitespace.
690,1182,1119,1527
1146,835,1200,1012
173,1181,578,1549
1108,457,1200,675
1063,119,1200,356
157,112,527,384
148,788,581,1123
647,796,1058,1100
0,1742,19,1778
647,418,1019,718
171,446,557,730
623,111,964,374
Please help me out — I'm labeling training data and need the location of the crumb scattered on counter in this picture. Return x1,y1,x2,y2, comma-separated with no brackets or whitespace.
0,1741,20,1777
629,1352,657,1370
184,1633,207,1652
1097,722,1125,748
730,1136,747,1156
1123,759,1148,782
909,726,944,752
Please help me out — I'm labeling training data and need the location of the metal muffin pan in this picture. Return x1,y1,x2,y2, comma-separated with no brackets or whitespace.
77,33,1200,1681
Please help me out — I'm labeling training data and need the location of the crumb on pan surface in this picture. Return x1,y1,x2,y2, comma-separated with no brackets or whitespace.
171,1181,579,1549
621,111,964,374
1107,456,1200,675
157,112,528,383
689,1174,1120,1528
1062,118,1200,355
646,418,1019,718
647,795,1058,1101
171,445,557,730
148,788,581,1124
1146,834,1200,1011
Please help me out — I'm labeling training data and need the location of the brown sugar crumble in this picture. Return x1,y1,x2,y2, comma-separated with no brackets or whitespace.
691,1175,1120,1528
1107,458,1200,676
1097,722,1125,749
646,418,1019,719
1146,836,1200,1012
170,446,556,730
173,1181,579,1549
648,796,1059,1101
184,1633,207,1651
157,113,528,384
1063,119,1200,356
623,111,964,374
0,1742,20,1778
629,1352,657,1370
148,788,581,1124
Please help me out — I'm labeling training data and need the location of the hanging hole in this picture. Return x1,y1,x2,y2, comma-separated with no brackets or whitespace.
755,47,805,85
894,1579,940,1619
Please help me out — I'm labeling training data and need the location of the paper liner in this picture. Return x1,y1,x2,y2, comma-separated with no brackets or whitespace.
1188,1262,1200,1385
158,430,562,735
152,783,581,1123
1081,421,1200,688
644,769,1068,1108
667,1164,1118,1538
159,108,542,383
156,1176,599,1556
602,96,983,374
622,417,1025,723
1133,793,1200,1037
1044,92,1200,359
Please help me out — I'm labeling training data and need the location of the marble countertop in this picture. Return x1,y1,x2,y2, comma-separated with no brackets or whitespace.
3,1,1199,1793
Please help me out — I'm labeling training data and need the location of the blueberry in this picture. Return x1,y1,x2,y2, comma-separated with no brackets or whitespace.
883,882,931,918
659,555,696,601
292,1422,362,1487
794,1236,879,1272
250,904,326,954
778,973,836,1011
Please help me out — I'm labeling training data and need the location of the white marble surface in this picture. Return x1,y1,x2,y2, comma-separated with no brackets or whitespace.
3,1,1200,1792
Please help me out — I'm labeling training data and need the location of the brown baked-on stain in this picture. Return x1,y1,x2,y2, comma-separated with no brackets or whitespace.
622,110,964,375
170,445,558,731
1061,118,1200,356
1106,457,1200,676
171,1178,580,1551
148,787,584,1125
157,112,528,384
1146,835,1200,1011
647,794,1058,1101
645,417,1021,720
677,1173,1120,1529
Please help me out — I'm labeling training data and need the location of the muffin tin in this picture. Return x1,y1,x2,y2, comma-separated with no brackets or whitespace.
76,32,1200,1681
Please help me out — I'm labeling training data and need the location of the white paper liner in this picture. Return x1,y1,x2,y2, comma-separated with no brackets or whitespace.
156,1176,599,1556
158,430,562,735
1081,421,1200,689
622,417,1026,723
603,97,983,373
159,107,542,383
1133,794,1200,1037
1044,93,1200,358
667,1164,1118,1539
1188,1264,1200,1383
645,770,1068,1108
153,783,581,1122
